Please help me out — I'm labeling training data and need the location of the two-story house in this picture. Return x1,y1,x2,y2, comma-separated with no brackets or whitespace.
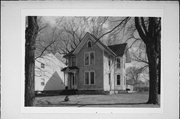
61,32,130,94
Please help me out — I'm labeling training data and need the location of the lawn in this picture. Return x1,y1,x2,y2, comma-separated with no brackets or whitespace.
34,92,160,107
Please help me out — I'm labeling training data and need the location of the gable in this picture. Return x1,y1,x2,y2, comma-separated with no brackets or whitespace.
73,32,116,56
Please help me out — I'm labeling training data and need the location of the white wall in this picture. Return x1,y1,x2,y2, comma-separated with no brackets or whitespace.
103,51,110,91
114,56,126,90
35,53,67,91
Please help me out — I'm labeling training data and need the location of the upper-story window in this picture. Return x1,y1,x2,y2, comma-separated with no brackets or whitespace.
87,41,92,48
108,56,111,67
41,63,45,68
84,51,95,66
85,53,89,66
90,52,94,65
116,57,120,68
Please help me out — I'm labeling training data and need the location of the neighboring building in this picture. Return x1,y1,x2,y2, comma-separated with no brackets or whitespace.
35,53,67,92
61,32,130,94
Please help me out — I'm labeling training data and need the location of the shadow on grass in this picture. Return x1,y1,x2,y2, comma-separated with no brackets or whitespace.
39,102,160,107
77,102,148,107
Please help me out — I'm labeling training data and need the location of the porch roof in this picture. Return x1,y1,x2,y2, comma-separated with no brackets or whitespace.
63,51,75,59
61,66,79,72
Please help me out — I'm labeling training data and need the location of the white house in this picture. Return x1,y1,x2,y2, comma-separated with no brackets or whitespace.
35,53,67,92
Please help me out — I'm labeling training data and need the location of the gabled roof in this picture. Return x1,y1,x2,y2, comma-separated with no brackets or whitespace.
63,32,127,58
89,33,117,56
108,43,127,56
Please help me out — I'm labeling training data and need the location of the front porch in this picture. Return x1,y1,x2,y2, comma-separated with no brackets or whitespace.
61,66,79,90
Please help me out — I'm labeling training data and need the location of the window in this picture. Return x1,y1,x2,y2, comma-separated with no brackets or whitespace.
85,53,89,66
108,56,111,67
41,63,45,68
41,79,45,86
85,72,89,84
72,74,75,85
116,57,120,68
87,41,92,48
85,71,95,85
90,52,94,65
90,72,95,84
117,75,120,85
72,57,76,66
84,52,95,66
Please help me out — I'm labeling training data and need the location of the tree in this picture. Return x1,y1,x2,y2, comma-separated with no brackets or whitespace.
135,17,161,104
126,66,148,86
25,16,39,106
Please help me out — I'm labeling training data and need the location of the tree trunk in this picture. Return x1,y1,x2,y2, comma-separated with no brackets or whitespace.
25,16,38,106
135,17,160,104
146,43,159,104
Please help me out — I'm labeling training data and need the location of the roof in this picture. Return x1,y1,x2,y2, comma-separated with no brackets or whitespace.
61,66,79,72
108,43,127,56
63,32,127,58
89,33,117,56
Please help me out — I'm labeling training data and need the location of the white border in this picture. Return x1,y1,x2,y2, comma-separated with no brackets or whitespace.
21,8,163,114
2,1,179,119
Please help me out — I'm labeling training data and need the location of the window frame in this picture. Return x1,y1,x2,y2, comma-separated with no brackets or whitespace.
41,78,45,86
90,71,95,85
90,51,95,65
84,52,90,66
109,73,111,85
87,40,92,48
84,71,89,85
41,63,45,69
116,74,121,85
84,71,95,85
84,51,95,66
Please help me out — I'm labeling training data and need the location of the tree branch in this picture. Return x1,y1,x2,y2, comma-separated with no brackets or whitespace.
97,17,130,40
141,17,148,35
135,17,147,43
35,40,56,60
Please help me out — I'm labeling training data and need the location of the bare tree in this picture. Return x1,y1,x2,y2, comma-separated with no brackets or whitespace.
135,17,161,104
126,66,142,86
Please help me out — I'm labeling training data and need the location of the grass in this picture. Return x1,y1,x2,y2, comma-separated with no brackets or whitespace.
34,92,160,107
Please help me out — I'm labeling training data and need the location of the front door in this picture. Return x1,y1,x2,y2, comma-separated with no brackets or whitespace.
69,73,76,89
